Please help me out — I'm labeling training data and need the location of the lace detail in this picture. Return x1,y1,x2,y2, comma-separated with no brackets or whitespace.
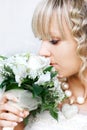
24,111,87,130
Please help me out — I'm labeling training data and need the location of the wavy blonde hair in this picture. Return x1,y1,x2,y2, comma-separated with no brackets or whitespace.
32,0,87,80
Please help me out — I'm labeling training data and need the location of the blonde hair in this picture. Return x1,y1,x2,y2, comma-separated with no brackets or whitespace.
32,0,87,80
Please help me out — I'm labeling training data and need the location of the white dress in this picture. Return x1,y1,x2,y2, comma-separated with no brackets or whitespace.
24,107,87,130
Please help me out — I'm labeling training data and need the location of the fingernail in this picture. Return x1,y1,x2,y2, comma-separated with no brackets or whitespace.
20,112,24,117
6,94,19,102
25,111,29,116
19,118,23,122
12,122,18,126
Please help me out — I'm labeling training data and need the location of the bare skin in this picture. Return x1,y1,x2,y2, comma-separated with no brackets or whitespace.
0,93,29,129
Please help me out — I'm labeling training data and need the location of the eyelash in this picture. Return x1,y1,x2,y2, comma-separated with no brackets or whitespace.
49,39,59,45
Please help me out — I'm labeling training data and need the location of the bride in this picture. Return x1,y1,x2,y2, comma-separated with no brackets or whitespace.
25,0,87,129
0,0,87,130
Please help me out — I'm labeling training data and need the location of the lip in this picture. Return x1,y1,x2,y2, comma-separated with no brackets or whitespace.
50,63,57,66
50,63,58,70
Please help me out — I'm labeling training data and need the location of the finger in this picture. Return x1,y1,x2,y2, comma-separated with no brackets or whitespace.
0,112,23,123
1,94,19,104
0,120,17,127
23,110,29,118
0,103,24,118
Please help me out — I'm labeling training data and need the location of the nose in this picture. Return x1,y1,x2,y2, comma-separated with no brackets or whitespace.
39,41,51,57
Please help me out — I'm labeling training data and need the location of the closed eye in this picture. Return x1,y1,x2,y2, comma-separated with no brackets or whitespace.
49,39,60,45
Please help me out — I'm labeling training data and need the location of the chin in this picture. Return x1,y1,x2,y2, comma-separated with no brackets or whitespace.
57,72,68,79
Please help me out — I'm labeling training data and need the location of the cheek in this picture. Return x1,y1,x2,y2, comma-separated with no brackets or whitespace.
55,44,78,64
60,57,81,77
53,47,82,77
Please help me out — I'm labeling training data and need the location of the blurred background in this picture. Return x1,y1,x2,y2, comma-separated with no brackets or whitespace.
0,0,41,56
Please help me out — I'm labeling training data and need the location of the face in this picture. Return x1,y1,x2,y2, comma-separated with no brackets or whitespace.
39,14,82,78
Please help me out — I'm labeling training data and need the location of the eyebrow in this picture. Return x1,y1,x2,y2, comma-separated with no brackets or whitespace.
50,34,61,39
50,30,61,37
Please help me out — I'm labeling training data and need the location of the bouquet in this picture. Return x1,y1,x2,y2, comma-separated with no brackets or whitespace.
0,53,65,130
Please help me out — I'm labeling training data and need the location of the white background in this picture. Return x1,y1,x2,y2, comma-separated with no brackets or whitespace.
0,0,41,56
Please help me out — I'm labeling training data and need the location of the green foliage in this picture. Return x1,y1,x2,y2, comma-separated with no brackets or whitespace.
23,115,30,126
0,65,19,91
43,66,53,73
0,55,7,60
50,107,58,120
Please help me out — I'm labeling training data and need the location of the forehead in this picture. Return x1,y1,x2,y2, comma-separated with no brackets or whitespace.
50,13,73,40
49,13,61,38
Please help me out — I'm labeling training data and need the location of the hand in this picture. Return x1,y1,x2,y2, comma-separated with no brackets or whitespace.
0,93,29,128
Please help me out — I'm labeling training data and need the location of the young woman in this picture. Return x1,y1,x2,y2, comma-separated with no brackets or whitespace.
0,0,87,130
25,0,87,130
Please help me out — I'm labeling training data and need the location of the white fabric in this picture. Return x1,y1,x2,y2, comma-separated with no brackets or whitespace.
3,127,13,130
24,111,87,130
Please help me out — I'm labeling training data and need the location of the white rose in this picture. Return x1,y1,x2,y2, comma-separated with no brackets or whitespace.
28,55,50,71
12,64,29,85
35,72,51,85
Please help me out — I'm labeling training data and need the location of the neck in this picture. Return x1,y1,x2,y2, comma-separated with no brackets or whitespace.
61,73,87,114
68,75,87,100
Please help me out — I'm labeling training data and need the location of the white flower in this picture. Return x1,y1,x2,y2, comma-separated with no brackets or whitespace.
4,54,30,85
53,77,60,88
28,70,38,79
35,72,51,85
52,77,65,104
12,64,29,85
15,75,22,86
27,54,50,79
28,55,50,71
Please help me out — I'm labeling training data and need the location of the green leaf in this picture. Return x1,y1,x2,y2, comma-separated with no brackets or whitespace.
22,76,38,86
21,84,33,92
51,71,58,78
41,104,50,111
5,83,19,91
23,115,30,125
50,108,58,120
43,66,53,73
33,84,43,96
0,55,7,60
0,84,3,89
5,82,18,91
4,65,13,75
